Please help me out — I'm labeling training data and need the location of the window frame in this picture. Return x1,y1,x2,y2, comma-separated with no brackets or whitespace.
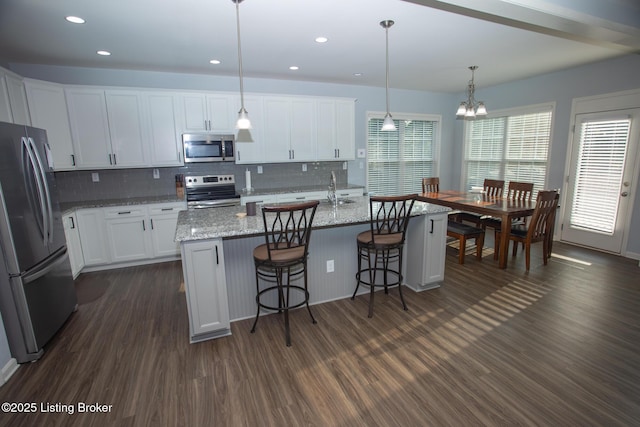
460,102,555,194
365,111,441,196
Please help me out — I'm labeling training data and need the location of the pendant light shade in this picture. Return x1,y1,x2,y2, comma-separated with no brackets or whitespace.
456,65,488,120
381,20,396,132
233,0,251,130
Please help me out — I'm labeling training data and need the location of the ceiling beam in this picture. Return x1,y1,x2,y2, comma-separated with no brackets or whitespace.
402,0,640,53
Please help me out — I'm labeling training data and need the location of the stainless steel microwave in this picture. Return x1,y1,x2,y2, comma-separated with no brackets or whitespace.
182,133,235,163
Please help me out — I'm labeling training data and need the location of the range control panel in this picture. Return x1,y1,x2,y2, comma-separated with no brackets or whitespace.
185,174,235,188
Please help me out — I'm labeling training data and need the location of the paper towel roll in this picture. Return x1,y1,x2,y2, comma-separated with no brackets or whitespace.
245,169,252,191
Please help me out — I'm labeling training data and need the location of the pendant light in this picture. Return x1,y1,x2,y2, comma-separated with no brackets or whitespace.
380,20,396,131
455,65,487,120
233,0,251,130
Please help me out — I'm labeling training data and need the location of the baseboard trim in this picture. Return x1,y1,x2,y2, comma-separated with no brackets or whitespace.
1,358,19,387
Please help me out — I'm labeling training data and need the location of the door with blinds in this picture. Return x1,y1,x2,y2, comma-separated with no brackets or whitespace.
561,109,639,253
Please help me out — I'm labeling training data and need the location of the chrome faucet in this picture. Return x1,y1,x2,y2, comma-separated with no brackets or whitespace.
327,171,337,206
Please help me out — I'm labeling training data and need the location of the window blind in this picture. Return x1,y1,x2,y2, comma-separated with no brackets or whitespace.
367,117,437,196
464,108,552,195
570,118,630,234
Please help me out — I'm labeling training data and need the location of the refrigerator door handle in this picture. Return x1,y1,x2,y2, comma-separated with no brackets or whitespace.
22,137,48,246
28,137,54,244
22,248,69,285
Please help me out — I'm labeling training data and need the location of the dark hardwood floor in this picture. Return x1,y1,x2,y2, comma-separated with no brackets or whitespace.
1,242,639,426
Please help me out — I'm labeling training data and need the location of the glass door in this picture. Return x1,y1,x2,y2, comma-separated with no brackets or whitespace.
561,109,639,253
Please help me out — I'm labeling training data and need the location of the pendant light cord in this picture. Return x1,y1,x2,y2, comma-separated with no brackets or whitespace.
385,25,390,115
235,0,245,110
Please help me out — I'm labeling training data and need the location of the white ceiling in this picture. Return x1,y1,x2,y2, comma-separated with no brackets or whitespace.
0,0,638,93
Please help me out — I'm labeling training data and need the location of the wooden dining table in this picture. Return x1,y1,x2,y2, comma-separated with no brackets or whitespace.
417,190,536,269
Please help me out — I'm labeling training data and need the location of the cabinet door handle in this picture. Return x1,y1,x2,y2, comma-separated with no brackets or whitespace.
118,211,132,215
296,196,305,200
430,219,434,234
150,218,154,230
69,216,75,229
113,154,117,165
71,154,76,166
291,149,294,159
237,150,241,162
161,208,173,211
215,245,219,265
337,148,340,158
142,219,146,231
108,154,113,165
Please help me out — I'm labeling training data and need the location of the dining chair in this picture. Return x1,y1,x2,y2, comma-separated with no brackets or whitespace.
482,181,534,238
353,194,416,318
251,200,319,346
421,177,439,193
494,190,559,271
455,179,505,226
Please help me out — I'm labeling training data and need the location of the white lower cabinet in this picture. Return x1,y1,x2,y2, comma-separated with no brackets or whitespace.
73,202,184,272
405,212,448,290
148,204,182,257
104,206,152,263
75,208,111,266
181,239,230,342
63,212,85,278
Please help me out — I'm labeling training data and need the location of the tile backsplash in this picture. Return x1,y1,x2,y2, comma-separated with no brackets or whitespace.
54,162,349,203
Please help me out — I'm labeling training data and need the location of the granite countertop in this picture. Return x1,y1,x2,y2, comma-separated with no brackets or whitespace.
175,197,451,242
60,196,185,214
242,184,364,197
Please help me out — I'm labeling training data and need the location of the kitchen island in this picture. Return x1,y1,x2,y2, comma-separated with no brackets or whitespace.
175,197,450,343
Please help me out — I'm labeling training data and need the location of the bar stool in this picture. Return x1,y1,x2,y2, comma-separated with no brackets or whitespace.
352,194,417,318
251,200,319,346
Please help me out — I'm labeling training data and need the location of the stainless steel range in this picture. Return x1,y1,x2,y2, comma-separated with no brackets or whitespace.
185,174,240,209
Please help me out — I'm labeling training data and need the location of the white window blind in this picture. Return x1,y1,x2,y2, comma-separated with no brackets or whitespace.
464,107,552,195
367,116,438,195
570,118,630,233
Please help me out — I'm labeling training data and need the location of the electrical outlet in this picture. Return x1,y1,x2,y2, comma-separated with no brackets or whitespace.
153,168,160,179
257,165,263,174
342,161,347,170
326,260,334,273
302,163,307,172
91,172,99,182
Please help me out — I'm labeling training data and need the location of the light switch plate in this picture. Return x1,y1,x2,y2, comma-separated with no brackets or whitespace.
91,172,99,182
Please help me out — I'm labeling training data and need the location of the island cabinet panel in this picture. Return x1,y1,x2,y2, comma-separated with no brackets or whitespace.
181,239,231,342
404,212,448,290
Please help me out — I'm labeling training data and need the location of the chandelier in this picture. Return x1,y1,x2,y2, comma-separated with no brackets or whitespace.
456,66,487,120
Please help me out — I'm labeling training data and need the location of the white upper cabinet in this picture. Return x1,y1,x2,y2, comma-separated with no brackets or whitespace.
143,92,183,166
24,79,76,170
104,90,148,167
66,87,149,168
179,93,237,133
263,97,316,162
65,88,113,168
316,99,355,161
4,73,31,126
234,95,265,164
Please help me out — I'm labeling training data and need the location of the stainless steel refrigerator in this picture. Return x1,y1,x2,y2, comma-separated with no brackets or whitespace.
0,121,77,363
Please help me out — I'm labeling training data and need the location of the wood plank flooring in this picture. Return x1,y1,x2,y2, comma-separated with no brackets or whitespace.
1,242,639,426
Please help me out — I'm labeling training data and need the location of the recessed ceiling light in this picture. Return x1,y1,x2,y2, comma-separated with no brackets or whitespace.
315,37,328,43
65,16,85,24
97,50,111,56
209,59,221,65
289,66,299,71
